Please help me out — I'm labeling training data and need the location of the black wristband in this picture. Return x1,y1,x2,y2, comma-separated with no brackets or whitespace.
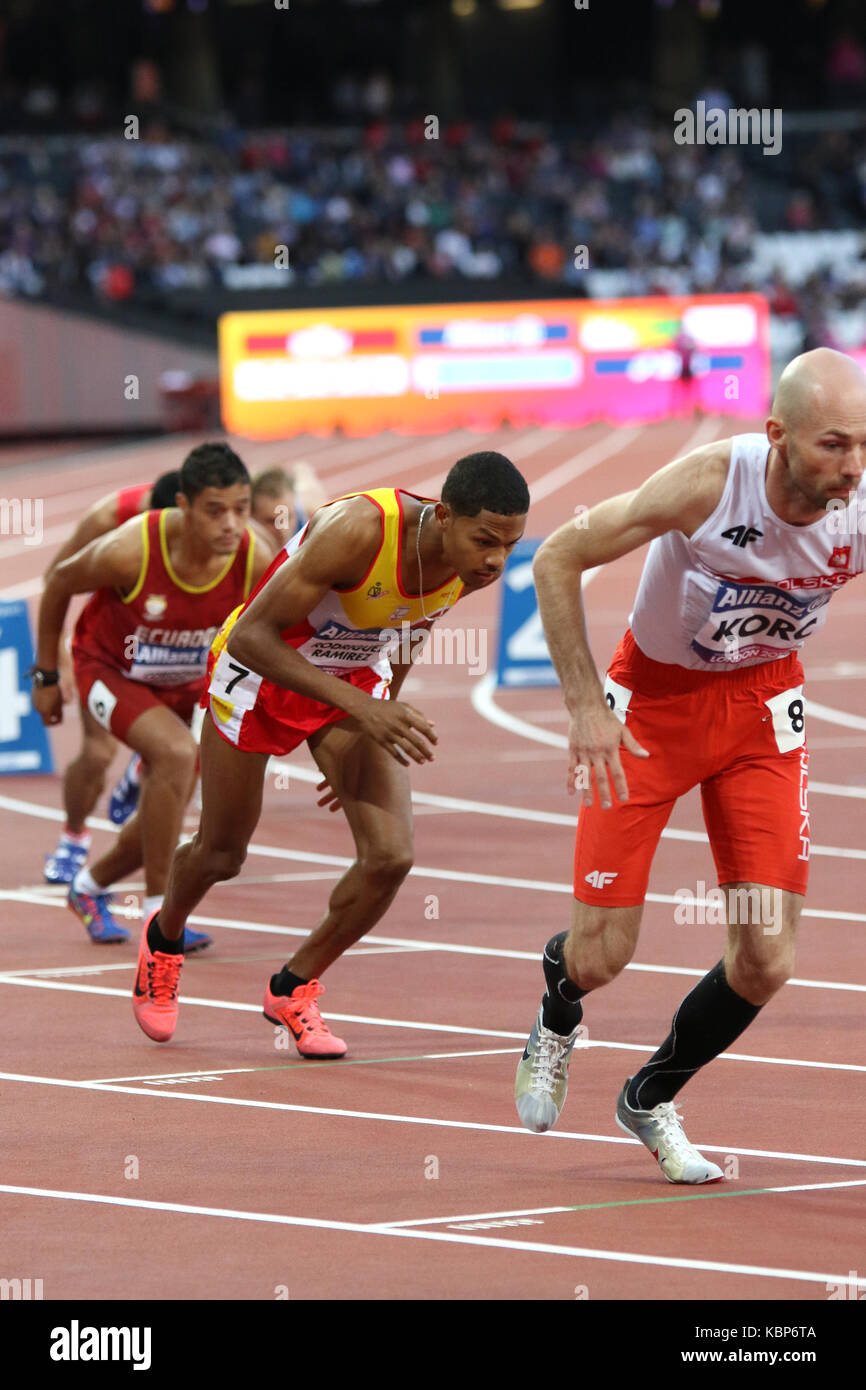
27,666,60,687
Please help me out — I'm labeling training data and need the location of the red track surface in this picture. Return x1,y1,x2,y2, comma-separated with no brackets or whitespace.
1,419,865,1301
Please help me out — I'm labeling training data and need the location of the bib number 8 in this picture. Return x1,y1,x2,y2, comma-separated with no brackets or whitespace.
603,675,633,726
788,698,805,735
765,686,806,753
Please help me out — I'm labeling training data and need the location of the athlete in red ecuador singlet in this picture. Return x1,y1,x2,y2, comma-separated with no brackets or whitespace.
33,444,271,947
42,470,186,884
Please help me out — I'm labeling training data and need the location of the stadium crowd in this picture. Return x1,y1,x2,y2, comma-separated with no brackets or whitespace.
1,114,865,347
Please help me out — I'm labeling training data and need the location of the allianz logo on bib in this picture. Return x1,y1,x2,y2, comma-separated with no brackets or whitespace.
692,578,832,664
317,620,382,643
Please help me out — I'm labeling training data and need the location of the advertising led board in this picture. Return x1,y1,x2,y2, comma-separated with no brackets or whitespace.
219,295,770,438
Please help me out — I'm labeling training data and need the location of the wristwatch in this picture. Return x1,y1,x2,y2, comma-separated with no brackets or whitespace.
27,666,60,687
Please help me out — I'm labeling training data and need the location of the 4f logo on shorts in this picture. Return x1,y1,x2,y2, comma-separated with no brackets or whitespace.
721,524,763,547
585,870,618,888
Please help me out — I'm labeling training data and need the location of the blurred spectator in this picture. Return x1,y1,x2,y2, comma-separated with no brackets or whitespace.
826,31,866,102
785,190,817,231
0,112,863,352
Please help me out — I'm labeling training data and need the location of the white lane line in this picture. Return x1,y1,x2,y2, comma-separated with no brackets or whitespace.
0,519,82,559
473,671,866,765
323,429,478,496
191,870,343,886
377,1178,866,1230
410,418,714,512
4,892,866,994
1,967,861,1073
529,417,718,504
527,427,642,505
810,780,866,799
5,762,866,865
808,700,866,733
2,969,866,1073
87,1046,522,1085
1,1072,865,1171
0,961,136,978
3,967,863,1075
3,969,865,1072
1,1182,862,1288
411,425,630,502
0,576,43,599
271,765,866,862
6,838,866,933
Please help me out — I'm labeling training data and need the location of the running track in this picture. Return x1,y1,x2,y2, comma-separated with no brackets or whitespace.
1,419,864,1302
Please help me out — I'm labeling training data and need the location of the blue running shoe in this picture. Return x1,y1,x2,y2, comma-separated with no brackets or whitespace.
67,884,129,944
108,754,141,826
44,839,89,885
183,926,213,954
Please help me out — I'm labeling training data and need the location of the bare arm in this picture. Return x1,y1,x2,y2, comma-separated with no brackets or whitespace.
33,520,144,725
46,493,126,699
225,498,437,765
316,619,433,810
387,620,432,701
45,493,121,578
536,440,729,806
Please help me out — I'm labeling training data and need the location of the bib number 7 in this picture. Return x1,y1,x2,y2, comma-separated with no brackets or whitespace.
225,661,250,695
211,648,261,711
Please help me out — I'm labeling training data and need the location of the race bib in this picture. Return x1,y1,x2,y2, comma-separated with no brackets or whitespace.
128,642,210,686
209,646,263,711
87,679,117,731
691,580,831,666
296,619,390,671
603,674,633,725
764,685,806,753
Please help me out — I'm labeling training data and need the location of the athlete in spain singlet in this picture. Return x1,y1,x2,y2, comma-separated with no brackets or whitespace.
205,488,464,755
126,455,530,1053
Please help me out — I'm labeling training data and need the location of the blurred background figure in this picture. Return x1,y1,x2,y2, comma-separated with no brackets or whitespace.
250,463,327,549
672,327,701,418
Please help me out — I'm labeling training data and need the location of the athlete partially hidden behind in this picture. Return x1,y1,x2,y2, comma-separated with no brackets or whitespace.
32,444,271,948
250,462,326,548
43,471,183,881
131,452,529,1050
515,348,866,1183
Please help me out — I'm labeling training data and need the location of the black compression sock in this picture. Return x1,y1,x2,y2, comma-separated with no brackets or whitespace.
146,914,184,955
270,967,308,998
627,960,762,1111
540,931,588,1035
